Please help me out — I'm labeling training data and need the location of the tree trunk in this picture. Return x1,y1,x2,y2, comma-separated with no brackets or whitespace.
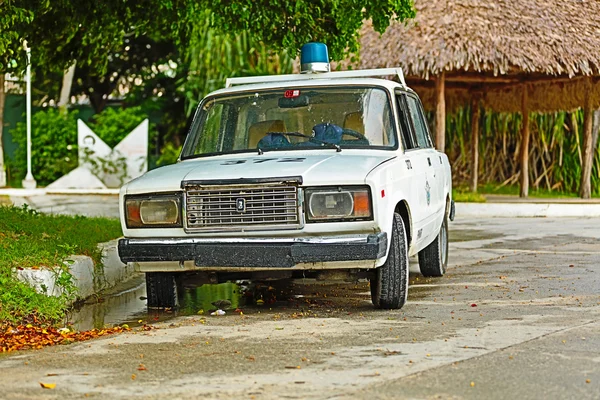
0,74,6,187
592,109,600,157
580,87,593,199
470,97,480,192
435,72,446,152
520,86,530,198
58,61,76,109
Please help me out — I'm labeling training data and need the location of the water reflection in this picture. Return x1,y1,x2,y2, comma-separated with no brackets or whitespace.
179,282,243,314
71,279,292,330
70,279,147,331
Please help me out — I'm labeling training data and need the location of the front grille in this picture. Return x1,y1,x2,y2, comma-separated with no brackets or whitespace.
184,184,301,231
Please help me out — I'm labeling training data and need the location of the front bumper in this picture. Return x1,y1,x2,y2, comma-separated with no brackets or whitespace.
118,233,387,268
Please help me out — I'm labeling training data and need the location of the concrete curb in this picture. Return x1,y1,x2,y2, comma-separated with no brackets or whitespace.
17,240,134,303
456,202,600,217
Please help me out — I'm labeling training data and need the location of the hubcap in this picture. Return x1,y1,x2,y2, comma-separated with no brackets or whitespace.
440,220,448,266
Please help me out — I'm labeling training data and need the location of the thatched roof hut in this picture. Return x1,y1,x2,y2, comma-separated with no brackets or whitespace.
358,0,600,197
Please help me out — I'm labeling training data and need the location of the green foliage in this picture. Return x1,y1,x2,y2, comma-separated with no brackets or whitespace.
156,142,182,167
88,106,150,148
443,108,600,196
452,189,487,203
1,1,415,75
0,267,67,324
183,11,295,116
1,1,153,73
478,183,582,199
202,0,415,60
0,205,122,323
12,108,79,186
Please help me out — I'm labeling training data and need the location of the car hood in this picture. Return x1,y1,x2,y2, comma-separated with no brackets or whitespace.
124,151,395,194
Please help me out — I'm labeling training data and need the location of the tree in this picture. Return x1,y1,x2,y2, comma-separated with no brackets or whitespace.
1,1,415,74
0,0,415,184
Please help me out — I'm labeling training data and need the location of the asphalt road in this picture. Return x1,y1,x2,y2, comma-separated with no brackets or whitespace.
1,217,599,399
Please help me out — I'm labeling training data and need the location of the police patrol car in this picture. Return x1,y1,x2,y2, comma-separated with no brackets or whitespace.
118,43,454,309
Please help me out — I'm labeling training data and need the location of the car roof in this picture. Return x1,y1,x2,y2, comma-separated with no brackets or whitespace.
207,77,417,98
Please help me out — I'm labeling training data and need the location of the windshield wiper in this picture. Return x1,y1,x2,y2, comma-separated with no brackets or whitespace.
284,131,341,152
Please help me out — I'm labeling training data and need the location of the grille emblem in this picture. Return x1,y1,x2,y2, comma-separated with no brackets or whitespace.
236,198,246,213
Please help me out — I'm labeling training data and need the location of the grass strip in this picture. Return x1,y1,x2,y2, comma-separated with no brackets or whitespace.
0,205,122,324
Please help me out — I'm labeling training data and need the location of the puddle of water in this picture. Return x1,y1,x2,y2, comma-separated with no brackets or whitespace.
70,278,147,331
71,280,247,330
179,282,244,314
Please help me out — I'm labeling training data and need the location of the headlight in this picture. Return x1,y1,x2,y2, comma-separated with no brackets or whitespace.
305,186,372,222
125,193,182,228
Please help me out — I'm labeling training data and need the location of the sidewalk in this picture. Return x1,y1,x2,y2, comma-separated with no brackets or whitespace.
2,188,600,218
0,188,120,218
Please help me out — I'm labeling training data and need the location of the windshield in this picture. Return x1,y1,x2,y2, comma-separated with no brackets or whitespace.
181,86,396,159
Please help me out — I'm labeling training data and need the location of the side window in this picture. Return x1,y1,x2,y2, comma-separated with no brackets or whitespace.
395,94,417,150
406,95,432,148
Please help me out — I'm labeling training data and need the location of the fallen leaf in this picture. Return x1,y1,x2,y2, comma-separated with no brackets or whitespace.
40,382,56,389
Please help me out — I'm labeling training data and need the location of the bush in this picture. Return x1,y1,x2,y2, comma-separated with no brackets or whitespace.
156,142,182,167
88,106,151,148
12,108,79,187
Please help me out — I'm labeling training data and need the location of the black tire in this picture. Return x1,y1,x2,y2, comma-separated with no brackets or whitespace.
146,272,179,308
418,216,448,277
370,212,409,309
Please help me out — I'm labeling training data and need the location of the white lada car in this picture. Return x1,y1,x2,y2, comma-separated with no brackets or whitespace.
118,45,454,310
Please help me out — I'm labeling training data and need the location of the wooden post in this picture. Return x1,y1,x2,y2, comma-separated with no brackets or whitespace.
519,85,530,198
580,82,593,199
470,96,480,192
435,72,446,152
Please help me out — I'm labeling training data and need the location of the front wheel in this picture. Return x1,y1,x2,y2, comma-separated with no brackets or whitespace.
418,217,448,277
146,272,179,308
370,213,409,309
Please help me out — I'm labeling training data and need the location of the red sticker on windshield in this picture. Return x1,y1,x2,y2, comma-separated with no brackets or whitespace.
284,90,300,98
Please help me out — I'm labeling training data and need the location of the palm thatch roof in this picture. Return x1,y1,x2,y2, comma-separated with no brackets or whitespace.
358,0,600,112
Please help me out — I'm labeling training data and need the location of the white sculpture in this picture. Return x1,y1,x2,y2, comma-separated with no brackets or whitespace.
47,119,148,190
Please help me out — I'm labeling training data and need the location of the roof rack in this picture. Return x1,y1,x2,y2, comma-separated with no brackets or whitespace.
225,68,406,88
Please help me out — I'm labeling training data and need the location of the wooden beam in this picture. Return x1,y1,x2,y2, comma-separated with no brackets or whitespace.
470,96,480,192
520,85,530,197
580,80,594,199
435,72,446,152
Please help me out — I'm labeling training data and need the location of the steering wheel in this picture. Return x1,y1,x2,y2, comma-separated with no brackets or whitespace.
341,128,369,142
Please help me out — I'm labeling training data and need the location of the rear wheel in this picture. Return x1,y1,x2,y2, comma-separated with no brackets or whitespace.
370,212,409,309
146,272,179,308
418,216,448,277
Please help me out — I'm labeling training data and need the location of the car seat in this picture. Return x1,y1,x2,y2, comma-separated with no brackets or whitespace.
247,120,286,148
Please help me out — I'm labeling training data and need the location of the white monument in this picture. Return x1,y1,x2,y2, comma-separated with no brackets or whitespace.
47,119,148,190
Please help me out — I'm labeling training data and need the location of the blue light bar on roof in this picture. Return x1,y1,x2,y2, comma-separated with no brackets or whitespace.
300,42,330,74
